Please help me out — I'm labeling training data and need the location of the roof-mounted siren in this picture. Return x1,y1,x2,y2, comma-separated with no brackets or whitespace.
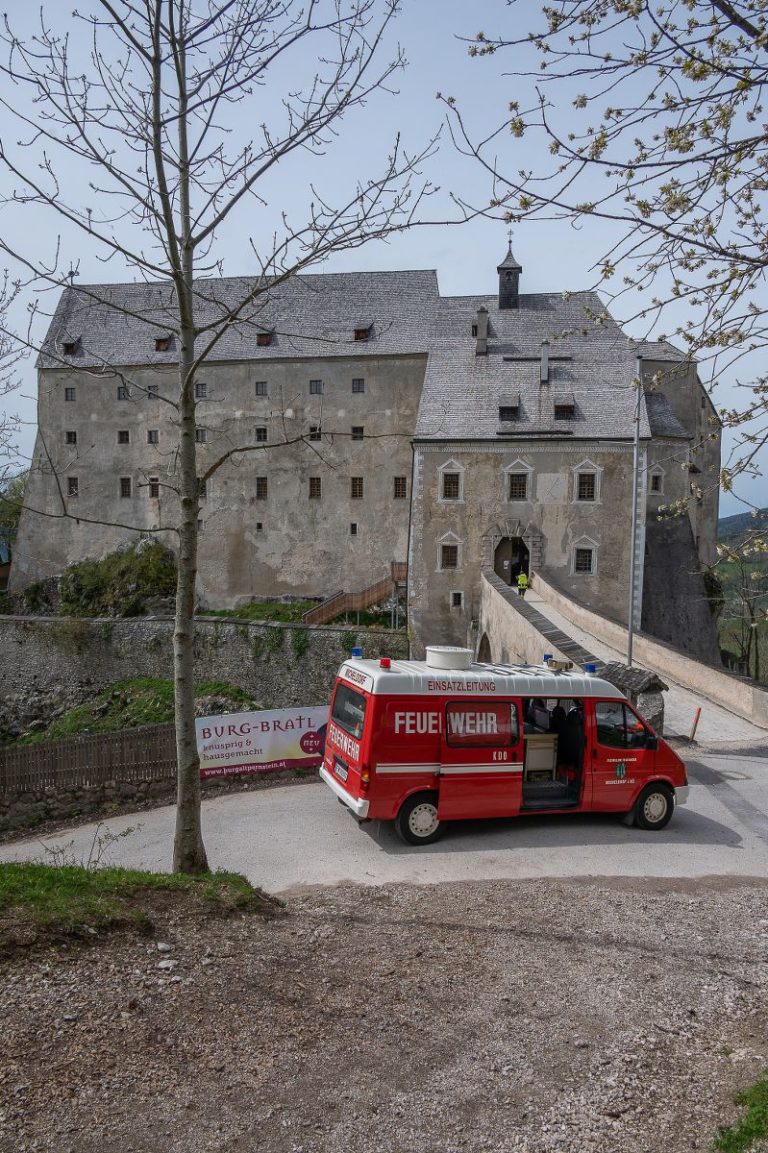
425,646,473,671
545,656,573,672
475,307,489,356
540,340,550,384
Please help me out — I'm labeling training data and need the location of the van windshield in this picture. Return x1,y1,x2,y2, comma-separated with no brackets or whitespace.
331,683,367,740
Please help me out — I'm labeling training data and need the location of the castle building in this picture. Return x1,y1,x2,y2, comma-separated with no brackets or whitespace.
11,248,722,662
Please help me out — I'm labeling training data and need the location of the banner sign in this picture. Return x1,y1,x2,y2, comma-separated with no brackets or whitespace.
195,706,329,779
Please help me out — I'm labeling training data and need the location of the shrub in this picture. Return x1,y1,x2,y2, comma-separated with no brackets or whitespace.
59,540,177,617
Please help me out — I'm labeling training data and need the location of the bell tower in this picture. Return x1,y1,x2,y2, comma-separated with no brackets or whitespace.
497,242,522,310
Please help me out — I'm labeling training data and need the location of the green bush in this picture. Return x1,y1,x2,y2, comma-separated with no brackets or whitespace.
59,540,176,617
340,630,358,655
291,627,310,660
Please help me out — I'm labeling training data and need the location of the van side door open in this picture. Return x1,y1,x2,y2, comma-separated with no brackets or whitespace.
437,699,524,820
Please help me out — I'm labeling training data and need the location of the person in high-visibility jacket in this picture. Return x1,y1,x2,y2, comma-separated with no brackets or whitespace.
517,571,529,598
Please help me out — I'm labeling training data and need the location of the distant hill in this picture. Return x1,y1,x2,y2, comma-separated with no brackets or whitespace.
718,509,768,542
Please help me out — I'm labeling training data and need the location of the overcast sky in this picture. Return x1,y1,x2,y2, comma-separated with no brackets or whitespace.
2,0,764,517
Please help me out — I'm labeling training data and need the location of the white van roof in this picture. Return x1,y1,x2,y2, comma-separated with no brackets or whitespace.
338,658,625,700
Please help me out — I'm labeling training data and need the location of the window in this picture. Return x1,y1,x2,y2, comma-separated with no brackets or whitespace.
331,683,367,740
65,430,77,446
309,425,322,441
155,335,172,352
198,478,207,499
554,402,575,420
354,327,370,342
147,429,159,445
120,477,132,498
508,472,528,501
650,471,663,494
499,405,519,422
257,331,272,347
350,522,358,536
64,387,76,402
351,426,364,441
255,522,263,532
309,477,322,500
441,544,458,569
117,385,130,400
117,430,130,445
442,472,461,500
446,702,518,748
574,547,594,574
573,460,602,504
147,383,159,400
62,340,79,356
195,427,207,444
255,477,268,500
451,591,463,609
255,426,267,443
577,473,596,502
195,381,208,399
393,476,407,499
595,702,653,750
350,477,364,499
309,379,323,395
149,477,160,498
352,378,365,393
255,381,268,397
67,477,79,498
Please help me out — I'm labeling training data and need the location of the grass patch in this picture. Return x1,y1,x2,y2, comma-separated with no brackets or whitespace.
715,1075,768,1153
10,677,254,746
0,862,280,953
203,601,315,623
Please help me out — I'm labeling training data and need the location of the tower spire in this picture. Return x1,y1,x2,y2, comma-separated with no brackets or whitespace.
497,239,522,310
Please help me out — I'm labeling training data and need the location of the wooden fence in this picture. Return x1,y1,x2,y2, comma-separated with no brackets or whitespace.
0,724,177,794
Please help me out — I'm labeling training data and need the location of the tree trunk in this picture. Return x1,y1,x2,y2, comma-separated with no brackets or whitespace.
171,22,208,874
172,336,208,874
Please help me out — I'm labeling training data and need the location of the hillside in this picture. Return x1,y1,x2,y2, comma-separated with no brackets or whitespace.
718,508,768,542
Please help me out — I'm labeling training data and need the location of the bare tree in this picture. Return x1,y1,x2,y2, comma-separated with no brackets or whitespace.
444,0,768,501
0,272,23,491
717,530,768,680
0,1,433,872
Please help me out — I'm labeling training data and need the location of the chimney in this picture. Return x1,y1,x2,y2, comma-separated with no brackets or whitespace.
475,307,489,356
497,243,522,310
540,340,550,383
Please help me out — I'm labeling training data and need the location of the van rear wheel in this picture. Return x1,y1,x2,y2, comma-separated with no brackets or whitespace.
634,783,674,831
395,792,442,846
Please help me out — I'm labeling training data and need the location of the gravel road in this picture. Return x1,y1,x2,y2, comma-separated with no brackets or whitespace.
3,876,768,1153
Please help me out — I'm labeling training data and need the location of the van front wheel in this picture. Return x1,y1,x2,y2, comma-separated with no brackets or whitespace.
395,792,442,846
634,783,674,831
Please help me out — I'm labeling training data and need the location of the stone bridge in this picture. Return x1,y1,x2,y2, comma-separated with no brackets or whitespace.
477,568,768,732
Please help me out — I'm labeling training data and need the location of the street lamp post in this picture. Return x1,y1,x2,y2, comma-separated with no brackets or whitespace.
627,356,643,667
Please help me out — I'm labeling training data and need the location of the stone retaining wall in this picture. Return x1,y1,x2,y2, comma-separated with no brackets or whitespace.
0,614,407,722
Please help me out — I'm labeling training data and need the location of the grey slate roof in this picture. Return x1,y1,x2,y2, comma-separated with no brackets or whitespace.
38,270,441,369
643,392,689,439
415,292,654,441
39,266,691,444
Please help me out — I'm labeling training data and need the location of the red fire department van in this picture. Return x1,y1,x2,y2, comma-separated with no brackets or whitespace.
319,646,689,845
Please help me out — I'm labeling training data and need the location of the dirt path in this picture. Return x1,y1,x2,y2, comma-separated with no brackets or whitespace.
2,876,768,1153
